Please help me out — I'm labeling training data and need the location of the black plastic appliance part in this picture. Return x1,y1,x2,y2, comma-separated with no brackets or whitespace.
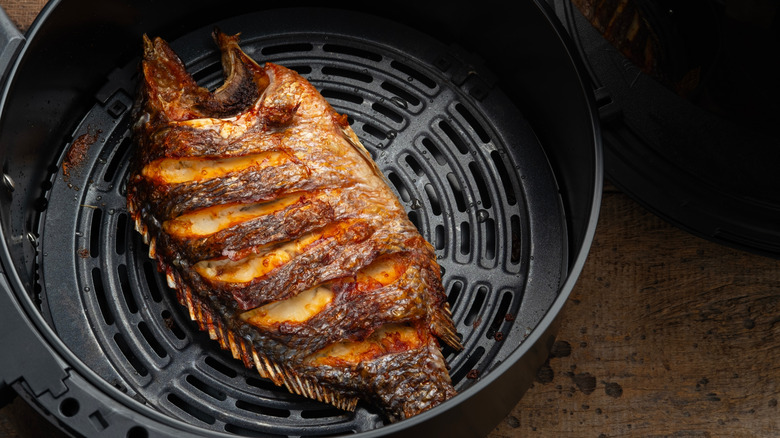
0,1,602,437
548,0,780,258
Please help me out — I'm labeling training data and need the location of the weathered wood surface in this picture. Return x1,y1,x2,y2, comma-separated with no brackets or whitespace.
489,183,780,437
1,1,778,436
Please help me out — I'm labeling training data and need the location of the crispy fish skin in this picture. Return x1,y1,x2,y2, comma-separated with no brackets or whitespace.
127,30,462,422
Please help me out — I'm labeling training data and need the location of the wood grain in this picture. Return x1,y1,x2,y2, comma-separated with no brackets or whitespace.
1,1,778,437
0,0,45,31
488,184,780,437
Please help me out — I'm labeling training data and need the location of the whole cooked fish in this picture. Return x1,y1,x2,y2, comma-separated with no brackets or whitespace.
127,29,462,422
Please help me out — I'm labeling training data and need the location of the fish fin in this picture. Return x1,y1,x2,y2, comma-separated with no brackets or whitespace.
339,124,389,183
193,29,270,118
141,31,270,121
173,275,360,411
140,34,207,122
432,303,463,351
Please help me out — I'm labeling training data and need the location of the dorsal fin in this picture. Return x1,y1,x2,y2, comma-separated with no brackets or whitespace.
167,270,360,412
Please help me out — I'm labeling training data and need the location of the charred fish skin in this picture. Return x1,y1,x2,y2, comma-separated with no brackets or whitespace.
127,30,462,421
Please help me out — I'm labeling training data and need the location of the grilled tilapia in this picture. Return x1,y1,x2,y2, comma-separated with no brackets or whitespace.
127,30,462,421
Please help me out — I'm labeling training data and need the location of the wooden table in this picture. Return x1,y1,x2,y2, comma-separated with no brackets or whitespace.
1,1,778,436
491,182,780,437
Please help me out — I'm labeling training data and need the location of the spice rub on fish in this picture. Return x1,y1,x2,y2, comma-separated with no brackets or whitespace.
127,30,462,421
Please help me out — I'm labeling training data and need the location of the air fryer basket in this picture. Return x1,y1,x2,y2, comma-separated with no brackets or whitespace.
0,1,601,437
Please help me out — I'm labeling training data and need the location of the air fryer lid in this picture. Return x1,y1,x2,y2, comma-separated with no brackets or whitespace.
0,2,601,437
549,0,780,258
